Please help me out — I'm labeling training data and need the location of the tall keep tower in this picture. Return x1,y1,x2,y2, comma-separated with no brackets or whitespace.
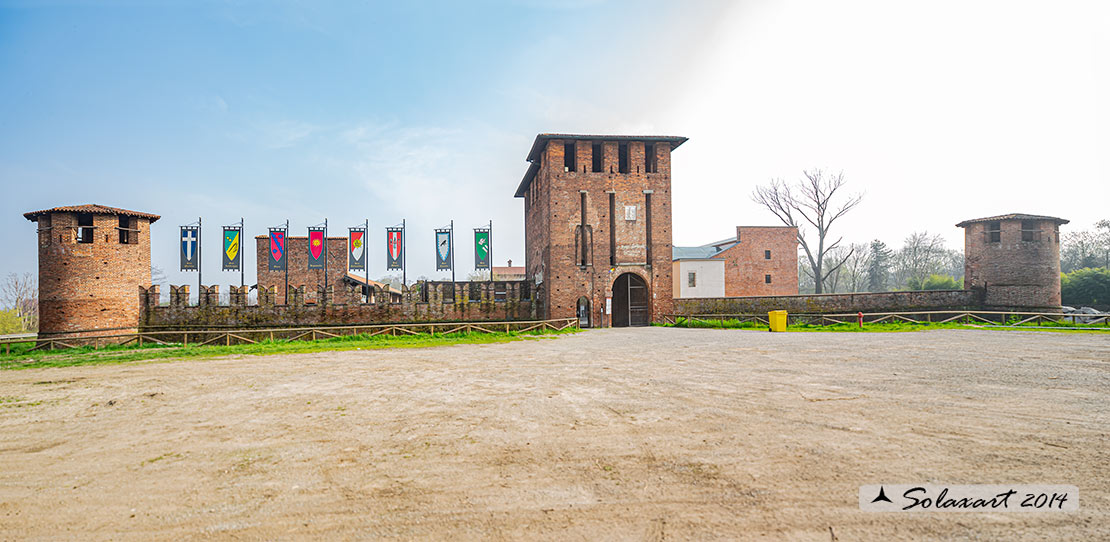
516,134,686,327
956,213,1068,309
23,204,160,337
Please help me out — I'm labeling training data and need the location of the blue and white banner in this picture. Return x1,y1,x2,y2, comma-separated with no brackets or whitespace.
180,226,199,271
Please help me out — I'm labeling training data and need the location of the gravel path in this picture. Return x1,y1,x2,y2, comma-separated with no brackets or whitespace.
1,328,1107,540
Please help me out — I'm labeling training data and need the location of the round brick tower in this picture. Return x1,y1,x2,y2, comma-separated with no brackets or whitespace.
23,204,160,337
957,213,1068,310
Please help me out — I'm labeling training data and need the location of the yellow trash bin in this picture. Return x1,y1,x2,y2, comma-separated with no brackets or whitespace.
768,310,788,332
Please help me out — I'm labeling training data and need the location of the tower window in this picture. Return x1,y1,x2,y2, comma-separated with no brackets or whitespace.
987,221,1001,243
765,274,772,284
563,142,576,172
592,142,602,172
618,143,629,173
688,272,696,287
764,250,771,259
1021,220,1038,242
118,216,133,244
77,213,94,244
644,143,657,173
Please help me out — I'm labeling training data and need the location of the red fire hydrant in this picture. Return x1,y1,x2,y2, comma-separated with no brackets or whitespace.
858,311,864,328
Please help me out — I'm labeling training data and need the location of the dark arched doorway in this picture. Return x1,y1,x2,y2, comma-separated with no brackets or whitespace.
576,296,591,328
611,273,649,327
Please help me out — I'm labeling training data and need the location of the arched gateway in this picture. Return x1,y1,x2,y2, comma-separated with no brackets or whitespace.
611,273,649,327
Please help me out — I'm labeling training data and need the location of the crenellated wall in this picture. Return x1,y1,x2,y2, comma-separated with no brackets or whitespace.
140,280,539,329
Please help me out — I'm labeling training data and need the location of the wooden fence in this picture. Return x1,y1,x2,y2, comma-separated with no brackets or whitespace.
0,318,580,353
662,310,1109,327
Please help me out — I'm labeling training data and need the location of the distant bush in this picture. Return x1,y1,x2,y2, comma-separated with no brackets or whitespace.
1061,268,1110,307
904,274,963,291
0,309,21,334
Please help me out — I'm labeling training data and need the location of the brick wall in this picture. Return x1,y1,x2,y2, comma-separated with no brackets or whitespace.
256,236,349,305
139,281,537,328
674,289,982,315
34,212,152,336
523,138,675,325
718,226,799,296
962,218,1063,309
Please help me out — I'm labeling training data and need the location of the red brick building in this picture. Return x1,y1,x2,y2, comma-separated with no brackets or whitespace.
957,213,1068,309
23,204,159,337
673,226,799,298
255,236,348,304
516,134,686,326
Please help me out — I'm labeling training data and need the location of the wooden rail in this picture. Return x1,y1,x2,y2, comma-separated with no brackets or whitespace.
662,310,1108,328
0,318,580,353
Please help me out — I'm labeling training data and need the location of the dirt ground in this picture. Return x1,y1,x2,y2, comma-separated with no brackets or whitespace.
1,328,1107,541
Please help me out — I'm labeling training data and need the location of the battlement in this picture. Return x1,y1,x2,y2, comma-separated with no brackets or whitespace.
139,280,539,329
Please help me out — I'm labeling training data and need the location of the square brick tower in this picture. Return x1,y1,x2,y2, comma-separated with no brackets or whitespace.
515,134,686,326
23,204,159,338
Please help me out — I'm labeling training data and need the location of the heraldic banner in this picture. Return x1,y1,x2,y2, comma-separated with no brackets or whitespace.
222,226,241,271
435,229,452,270
386,227,404,270
180,226,199,271
268,227,287,271
349,227,366,271
474,228,490,269
308,226,326,270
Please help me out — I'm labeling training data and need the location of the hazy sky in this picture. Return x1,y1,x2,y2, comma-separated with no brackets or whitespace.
2,0,1106,288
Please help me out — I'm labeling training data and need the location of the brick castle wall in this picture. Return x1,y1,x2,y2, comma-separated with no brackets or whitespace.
256,236,349,305
139,281,537,328
34,212,152,336
719,226,799,296
675,289,982,315
524,138,674,325
963,218,1063,309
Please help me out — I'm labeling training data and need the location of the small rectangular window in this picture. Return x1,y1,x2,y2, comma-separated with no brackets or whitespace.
592,142,603,172
563,142,576,172
118,216,132,244
77,213,94,244
1021,220,1037,242
624,205,636,221
688,272,696,287
765,274,772,284
618,143,629,173
987,221,1001,243
644,143,657,173
764,250,771,260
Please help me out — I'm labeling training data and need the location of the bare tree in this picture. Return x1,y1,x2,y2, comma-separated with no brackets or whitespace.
752,169,862,294
1,272,37,332
894,231,949,288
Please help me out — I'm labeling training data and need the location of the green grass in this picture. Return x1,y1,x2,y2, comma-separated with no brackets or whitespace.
0,327,579,371
658,317,1107,333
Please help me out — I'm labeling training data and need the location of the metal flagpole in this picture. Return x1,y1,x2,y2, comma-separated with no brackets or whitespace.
197,216,202,295
323,218,328,305
284,219,289,305
240,217,245,288
488,220,493,283
450,220,455,285
364,219,369,303
406,217,410,290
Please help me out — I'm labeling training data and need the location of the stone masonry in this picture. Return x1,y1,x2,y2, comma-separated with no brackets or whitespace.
255,236,349,305
718,226,799,296
23,204,158,337
958,213,1068,309
517,134,685,326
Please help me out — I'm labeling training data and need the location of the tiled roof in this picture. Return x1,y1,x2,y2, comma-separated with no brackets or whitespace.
23,204,161,222
956,213,1069,227
493,266,525,274
343,273,403,295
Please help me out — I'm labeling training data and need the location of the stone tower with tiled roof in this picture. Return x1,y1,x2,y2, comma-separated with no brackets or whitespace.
23,204,160,338
956,213,1068,309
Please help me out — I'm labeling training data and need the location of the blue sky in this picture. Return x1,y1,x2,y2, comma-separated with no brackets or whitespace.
2,0,1107,289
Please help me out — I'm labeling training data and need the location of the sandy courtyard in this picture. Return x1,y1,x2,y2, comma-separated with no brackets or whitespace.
0,327,1107,540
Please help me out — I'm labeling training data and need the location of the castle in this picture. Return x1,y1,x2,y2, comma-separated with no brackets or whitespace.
22,134,1069,339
